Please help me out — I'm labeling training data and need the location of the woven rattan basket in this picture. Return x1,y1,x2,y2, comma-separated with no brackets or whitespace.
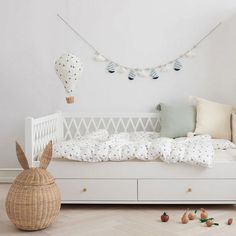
5,141,61,231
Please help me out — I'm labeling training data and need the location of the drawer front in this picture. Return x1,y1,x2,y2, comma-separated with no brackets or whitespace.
138,179,236,201
56,179,137,201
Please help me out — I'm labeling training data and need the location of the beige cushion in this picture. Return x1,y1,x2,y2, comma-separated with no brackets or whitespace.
232,113,236,144
195,98,232,140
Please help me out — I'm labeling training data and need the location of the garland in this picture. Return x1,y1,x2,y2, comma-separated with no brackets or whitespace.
57,14,221,80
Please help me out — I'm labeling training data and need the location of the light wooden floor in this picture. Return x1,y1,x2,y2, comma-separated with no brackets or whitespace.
1,184,236,236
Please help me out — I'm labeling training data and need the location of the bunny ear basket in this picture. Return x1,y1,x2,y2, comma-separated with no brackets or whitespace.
5,141,61,231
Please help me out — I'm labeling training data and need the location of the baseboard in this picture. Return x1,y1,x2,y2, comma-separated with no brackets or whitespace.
0,168,21,183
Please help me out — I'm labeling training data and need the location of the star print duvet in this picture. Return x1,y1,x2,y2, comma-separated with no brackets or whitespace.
53,130,236,168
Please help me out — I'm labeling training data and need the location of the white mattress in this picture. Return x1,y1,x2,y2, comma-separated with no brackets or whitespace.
52,149,236,163
215,149,236,162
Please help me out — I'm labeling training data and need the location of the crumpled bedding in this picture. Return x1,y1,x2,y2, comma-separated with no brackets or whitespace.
53,130,236,167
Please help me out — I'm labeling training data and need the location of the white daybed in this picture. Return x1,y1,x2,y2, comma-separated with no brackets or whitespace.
25,112,236,204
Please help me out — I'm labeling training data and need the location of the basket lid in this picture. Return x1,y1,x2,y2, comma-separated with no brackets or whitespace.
14,168,54,186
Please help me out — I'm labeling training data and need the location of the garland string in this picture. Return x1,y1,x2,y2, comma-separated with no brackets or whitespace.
57,13,221,73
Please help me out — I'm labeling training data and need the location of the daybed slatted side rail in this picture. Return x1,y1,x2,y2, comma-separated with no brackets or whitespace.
25,112,63,167
62,113,160,140
25,112,160,167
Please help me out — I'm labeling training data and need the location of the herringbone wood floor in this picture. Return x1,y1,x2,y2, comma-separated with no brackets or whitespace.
1,184,236,236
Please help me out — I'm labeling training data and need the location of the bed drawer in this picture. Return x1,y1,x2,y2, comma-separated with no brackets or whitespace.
138,179,236,201
56,179,137,201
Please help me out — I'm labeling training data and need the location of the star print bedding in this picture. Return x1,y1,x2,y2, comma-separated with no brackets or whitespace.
53,130,236,167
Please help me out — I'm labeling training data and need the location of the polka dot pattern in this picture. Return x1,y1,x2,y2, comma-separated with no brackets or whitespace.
53,131,234,168
212,139,236,150
55,53,83,95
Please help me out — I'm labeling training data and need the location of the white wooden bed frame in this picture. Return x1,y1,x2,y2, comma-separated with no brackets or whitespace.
25,112,236,204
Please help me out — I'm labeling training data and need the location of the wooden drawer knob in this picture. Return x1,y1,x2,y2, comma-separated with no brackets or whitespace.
187,188,192,192
82,188,87,192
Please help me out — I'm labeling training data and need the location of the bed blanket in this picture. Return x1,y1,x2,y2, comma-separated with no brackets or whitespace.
53,130,236,167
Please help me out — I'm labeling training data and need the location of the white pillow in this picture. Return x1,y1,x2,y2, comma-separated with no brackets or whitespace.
194,97,232,140
232,113,236,144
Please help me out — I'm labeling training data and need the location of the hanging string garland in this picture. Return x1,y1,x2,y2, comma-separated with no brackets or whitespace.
57,14,221,81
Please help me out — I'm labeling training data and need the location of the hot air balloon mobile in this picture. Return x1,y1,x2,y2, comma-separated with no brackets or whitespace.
55,53,83,104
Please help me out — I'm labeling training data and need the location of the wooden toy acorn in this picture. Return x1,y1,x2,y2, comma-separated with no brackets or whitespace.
5,141,61,231
200,208,208,219
228,218,233,225
181,209,189,224
188,209,197,220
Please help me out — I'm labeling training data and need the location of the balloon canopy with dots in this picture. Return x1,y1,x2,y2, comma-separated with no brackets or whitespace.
55,53,83,104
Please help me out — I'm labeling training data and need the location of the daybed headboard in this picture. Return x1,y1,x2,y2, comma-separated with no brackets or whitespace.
63,113,160,140
25,112,160,166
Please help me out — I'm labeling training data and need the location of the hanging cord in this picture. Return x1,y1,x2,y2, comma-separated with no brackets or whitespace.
57,14,97,52
57,13,221,71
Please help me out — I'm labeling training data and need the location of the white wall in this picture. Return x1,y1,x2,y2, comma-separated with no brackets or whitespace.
1,0,236,168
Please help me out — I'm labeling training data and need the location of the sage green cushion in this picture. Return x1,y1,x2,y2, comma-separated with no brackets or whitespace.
159,103,196,138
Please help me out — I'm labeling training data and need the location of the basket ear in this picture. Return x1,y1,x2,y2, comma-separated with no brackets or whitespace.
16,142,29,170
40,141,53,169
